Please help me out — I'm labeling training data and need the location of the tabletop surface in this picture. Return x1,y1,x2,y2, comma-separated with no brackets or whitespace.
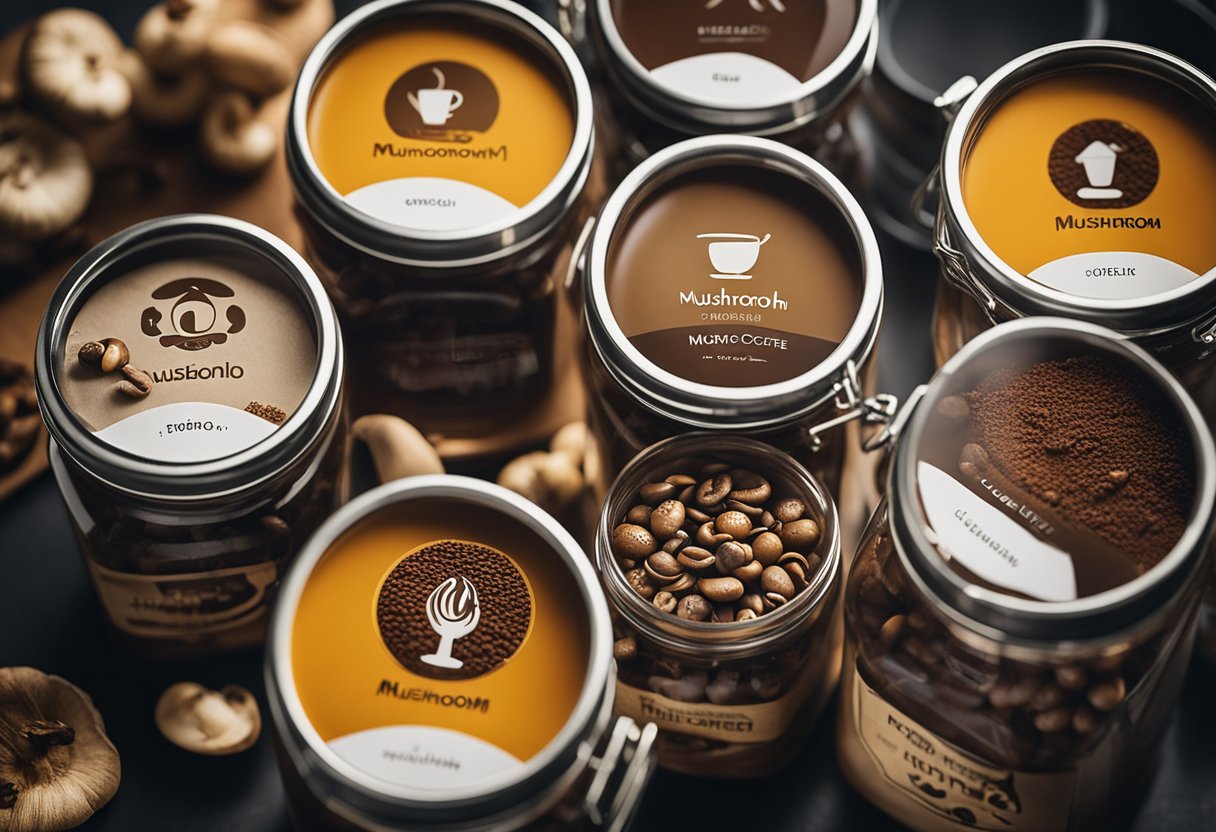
2,1,1215,831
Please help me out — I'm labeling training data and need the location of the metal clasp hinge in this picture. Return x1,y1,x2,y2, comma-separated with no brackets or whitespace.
806,360,899,453
1192,313,1216,346
934,207,997,315
585,717,658,832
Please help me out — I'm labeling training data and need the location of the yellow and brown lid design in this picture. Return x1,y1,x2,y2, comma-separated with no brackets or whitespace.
586,136,882,428
954,44,1216,303
290,0,592,257
271,476,611,798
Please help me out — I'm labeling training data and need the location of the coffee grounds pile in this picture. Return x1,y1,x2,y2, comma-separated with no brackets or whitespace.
245,401,287,424
965,355,1194,571
377,540,532,680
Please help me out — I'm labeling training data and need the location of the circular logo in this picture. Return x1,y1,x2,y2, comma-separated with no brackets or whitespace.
1047,119,1159,209
376,540,532,681
384,62,499,142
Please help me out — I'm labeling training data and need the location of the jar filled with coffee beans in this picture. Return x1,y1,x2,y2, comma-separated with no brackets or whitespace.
35,215,346,660
571,0,876,184
838,318,1216,831
926,40,1216,667
596,433,843,776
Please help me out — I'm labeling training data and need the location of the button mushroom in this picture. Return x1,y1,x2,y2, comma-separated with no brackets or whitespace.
155,682,260,755
0,667,121,832
0,112,91,242
121,51,211,128
204,21,295,99
20,9,131,124
199,91,277,176
134,0,219,76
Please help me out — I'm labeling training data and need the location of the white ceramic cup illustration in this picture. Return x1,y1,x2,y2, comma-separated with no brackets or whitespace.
697,232,772,279
408,67,465,126
1075,140,1123,199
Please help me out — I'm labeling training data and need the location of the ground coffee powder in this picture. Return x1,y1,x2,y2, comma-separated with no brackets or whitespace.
964,354,1194,572
377,539,533,680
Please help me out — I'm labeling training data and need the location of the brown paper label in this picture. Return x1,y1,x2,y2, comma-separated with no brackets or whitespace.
613,680,797,743
89,560,277,639
852,668,1075,830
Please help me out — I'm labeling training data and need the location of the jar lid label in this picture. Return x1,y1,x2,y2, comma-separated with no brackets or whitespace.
605,0,857,107
290,499,591,791
306,14,574,233
913,342,1196,600
62,254,317,463
605,164,861,388
961,67,1216,301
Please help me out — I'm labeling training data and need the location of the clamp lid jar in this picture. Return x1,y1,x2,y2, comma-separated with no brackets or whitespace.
268,475,655,831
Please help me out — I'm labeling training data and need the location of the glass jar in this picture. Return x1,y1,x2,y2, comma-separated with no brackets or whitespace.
34,215,346,659
927,40,1216,662
579,134,891,548
287,0,595,452
838,318,1216,831
267,475,656,831
575,0,877,185
596,433,843,776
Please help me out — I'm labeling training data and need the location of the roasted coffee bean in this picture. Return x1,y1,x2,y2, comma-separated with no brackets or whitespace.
773,498,806,524
645,551,683,579
779,518,820,550
697,522,732,548
676,594,711,621
763,592,788,610
711,604,735,624
614,636,637,661
732,561,763,582
626,505,653,526
666,573,697,595
78,340,105,366
752,531,783,566
725,499,764,518
783,561,809,591
101,338,131,372
117,365,154,399
653,591,677,614
612,524,656,559
1087,677,1126,711
1072,705,1099,734
639,481,678,505
618,558,636,571
715,510,752,539
696,473,732,506
727,470,772,505
625,568,656,600
740,594,764,615
650,499,686,537
736,608,757,621
665,474,696,487
1030,683,1065,712
686,506,713,524
1055,664,1088,691
760,565,795,599
662,529,689,554
715,540,751,573
759,510,776,528
697,576,745,603
677,546,715,570
1034,706,1072,733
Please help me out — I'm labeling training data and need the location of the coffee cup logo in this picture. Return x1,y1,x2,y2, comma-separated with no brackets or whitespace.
1048,119,1159,209
705,0,786,10
697,232,771,279
385,61,499,143
140,278,246,351
376,540,532,681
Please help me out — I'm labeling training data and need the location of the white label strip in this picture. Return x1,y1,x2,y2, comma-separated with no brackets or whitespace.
346,177,519,231
96,402,277,463
1029,252,1200,300
917,462,1078,602
329,725,521,789
650,53,802,106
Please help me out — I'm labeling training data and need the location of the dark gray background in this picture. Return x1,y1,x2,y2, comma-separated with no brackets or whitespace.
0,1,1213,830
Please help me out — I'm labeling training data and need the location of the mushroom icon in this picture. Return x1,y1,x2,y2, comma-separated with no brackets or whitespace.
421,576,480,669
1075,141,1124,200
140,277,246,351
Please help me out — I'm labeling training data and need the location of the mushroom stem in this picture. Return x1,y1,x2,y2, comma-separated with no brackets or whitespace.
21,720,75,759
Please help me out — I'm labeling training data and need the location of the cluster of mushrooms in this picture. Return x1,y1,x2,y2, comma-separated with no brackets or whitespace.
0,0,306,271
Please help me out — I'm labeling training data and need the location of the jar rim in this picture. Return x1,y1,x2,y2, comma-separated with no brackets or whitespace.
938,39,1216,337
595,432,842,658
591,0,877,135
287,0,595,269
584,134,884,430
267,475,615,823
888,316,1216,645
33,214,343,501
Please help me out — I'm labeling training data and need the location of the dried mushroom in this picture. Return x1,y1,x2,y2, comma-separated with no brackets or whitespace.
497,422,588,513
20,9,131,124
155,682,260,755
121,51,211,128
134,0,219,76
199,91,276,176
0,667,120,832
204,21,295,99
0,358,40,470
0,112,91,242
352,414,444,483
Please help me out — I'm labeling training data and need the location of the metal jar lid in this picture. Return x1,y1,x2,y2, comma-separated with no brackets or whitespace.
935,40,1216,344
287,0,595,269
266,475,647,829
584,134,886,435
886,317,1216,647
34,214,343,502
590,0,877,136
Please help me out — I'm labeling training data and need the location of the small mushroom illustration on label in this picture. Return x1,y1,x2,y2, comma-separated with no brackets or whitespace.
140,278,246,351
421,575,481,669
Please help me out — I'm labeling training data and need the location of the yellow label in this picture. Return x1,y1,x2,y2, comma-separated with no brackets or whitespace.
290,500,590,790
851,668,1074,830
962,67,1216,301
306,14,575,232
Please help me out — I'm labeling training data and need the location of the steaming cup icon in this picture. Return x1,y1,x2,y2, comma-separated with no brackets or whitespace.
408,67,464,126
697,232,771,280
420,576,480,669
1075,140,1124,200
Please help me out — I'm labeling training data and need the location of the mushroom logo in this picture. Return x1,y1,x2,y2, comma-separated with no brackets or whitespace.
140,278,246,351
420,575,480,669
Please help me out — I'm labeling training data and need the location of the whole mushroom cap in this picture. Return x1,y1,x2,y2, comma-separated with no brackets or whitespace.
0,667,121,832
134,0,219,76
0,112,92,241
200,91,277,176
155,682,261,755
20,9,131,124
